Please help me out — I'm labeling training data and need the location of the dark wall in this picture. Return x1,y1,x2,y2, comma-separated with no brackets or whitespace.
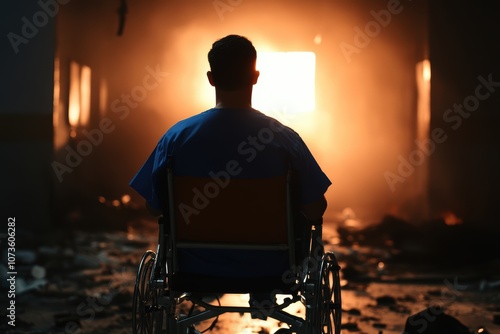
429,1,500,226
1,1,56,233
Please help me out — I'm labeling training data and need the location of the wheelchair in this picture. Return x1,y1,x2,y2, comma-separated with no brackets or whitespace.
132,163,342,334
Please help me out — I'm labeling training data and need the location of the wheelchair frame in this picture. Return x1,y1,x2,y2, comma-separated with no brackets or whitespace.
132,164,342,334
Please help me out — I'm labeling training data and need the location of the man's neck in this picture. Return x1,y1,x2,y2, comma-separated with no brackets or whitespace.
214,87,253,109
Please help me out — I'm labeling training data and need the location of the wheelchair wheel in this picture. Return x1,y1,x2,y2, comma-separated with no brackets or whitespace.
133,250,166,334
313,252,342,334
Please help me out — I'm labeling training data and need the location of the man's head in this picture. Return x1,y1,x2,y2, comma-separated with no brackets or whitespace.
207,35,259,91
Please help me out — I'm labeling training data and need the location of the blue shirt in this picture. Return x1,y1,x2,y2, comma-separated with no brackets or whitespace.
130,107,331,210
129,107,331,278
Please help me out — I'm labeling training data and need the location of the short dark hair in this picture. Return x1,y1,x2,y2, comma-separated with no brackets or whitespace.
208,35,257,91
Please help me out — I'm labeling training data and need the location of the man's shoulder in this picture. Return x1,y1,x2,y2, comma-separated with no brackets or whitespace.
168,108,214,131
155,108,215,146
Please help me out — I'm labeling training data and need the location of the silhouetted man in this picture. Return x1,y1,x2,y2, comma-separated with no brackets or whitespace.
130,34,330,278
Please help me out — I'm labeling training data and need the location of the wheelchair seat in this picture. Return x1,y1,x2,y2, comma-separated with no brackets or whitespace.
132,162,342,333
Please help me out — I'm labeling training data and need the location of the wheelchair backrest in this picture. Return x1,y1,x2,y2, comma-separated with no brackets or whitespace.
166,167,296,271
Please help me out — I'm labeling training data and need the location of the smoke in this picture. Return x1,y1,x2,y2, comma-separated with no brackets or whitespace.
56,0,427,224
131,0,426,223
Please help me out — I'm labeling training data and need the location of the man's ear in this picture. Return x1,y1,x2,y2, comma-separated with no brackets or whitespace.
207,71,215,86
252,70,260,85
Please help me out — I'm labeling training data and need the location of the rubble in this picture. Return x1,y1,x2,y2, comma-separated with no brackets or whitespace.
403,306,470,333
3,212,499,333
336,215,500,281
376,295,397,306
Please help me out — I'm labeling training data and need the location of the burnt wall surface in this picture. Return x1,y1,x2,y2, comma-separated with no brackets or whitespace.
429,1,500,227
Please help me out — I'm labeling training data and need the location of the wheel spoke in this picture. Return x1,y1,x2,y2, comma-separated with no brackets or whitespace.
311,252,342,334
133,251,168,334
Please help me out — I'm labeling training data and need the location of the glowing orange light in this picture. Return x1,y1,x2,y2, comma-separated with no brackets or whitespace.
416,59,431,140
377,262,385,270
330,236,341,245
253,52,316,117
443,211,462,226
121,194,131,205
422,59,431,82
79,64,91,126
68,61,92,128
68,61,81,127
